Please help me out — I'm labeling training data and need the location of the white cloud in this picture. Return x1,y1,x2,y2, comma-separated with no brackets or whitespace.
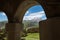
23,11,47,20
24,11,29,16
26,11,29,13
2,13,6,15
0,12,6,16
29,11,45,16
23,16,34,20
1,12,6,16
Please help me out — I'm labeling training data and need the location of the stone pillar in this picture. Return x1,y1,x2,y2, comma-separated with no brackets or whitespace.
39,17,60,40
5,23,22,40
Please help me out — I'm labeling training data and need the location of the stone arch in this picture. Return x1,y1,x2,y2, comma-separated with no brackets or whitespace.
14,0,47,23
13,1,47,40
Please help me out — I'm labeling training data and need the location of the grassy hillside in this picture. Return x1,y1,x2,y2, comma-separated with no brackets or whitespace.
25,33,40,40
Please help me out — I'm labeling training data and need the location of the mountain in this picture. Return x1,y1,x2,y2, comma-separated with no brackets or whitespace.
0,21,8,29
31,17,42,22
23,17,42,23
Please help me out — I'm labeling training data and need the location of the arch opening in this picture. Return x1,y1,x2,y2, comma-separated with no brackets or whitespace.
0,11,8,40
14,1,47,40
22,5,47,40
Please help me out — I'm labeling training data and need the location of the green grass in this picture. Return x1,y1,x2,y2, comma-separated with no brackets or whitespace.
4,33,40,40
25,33,40,40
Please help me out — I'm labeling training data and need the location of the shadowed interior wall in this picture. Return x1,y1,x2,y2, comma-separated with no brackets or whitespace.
39,17,60,40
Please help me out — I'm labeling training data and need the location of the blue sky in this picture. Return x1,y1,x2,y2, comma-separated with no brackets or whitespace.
25,5,44,16
0,12,8,22
0,5,47,22
23,5,47,21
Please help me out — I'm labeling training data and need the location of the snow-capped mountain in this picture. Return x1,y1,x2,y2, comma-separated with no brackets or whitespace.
23,11,47,21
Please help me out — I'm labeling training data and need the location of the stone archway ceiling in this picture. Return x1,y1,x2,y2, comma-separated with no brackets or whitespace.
0,0,8,11
0,0,24,22
46,0,60,17
44,0,60,5
14,0,40,23
41,0,60,17
0,0,60,22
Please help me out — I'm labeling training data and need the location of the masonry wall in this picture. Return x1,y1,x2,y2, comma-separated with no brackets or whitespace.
39,17,60,40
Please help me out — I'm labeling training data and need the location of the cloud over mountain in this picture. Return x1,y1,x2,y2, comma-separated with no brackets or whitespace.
23,11,47,21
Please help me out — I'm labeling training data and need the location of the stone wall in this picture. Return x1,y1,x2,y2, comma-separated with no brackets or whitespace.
39,17,60,40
